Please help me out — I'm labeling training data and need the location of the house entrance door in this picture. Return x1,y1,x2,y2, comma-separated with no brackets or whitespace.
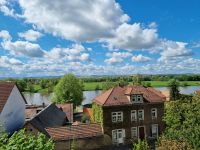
112,129,125,144
139,126,145,140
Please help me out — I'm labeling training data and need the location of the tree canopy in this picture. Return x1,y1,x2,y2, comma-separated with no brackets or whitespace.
0,129,54,150
168,79,180,100
163,95,200,149
53,74,83,107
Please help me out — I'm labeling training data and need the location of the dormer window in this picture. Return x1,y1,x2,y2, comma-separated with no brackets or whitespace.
131,94,143,103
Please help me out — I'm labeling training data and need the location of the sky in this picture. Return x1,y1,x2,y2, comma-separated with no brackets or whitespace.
0,0,200,78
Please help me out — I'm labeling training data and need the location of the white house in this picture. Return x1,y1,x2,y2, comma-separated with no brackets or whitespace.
0,82,27,133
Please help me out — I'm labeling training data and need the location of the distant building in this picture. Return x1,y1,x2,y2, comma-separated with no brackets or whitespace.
24,103,67,135
56,103,73,123
0,82,27,133
93,86,166,145
46,123,111,150
25,103,47,120
195,90,200,96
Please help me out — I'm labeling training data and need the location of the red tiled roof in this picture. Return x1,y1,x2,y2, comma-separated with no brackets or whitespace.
56,103,73,122
93,86,166,106
45,123,103,141
0,82,15,112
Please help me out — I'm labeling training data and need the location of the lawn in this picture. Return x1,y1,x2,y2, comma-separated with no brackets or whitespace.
27,81,200,92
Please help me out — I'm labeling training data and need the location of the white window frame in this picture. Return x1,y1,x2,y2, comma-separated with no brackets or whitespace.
112,129,125,144
112,111,123,122
131,127,138,138
131,110,137,121
132,94,143,103
151,124,158,137
151,108,157,119
138,110,144,120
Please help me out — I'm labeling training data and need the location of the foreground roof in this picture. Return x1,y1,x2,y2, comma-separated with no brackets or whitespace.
45,123,103,141
94,86,166,106
26,103,66,134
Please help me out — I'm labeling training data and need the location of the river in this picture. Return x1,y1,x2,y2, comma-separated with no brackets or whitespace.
23,86,200,105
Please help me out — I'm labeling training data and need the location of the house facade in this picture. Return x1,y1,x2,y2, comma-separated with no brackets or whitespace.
93,86,166,144
0,82,27,133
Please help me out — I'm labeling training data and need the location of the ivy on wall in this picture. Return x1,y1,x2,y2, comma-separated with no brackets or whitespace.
91,103,103,127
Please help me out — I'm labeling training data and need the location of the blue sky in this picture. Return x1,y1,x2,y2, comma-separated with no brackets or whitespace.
0,0,200,77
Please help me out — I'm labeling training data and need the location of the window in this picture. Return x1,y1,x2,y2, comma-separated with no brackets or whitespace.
131,110,137,121
131,127,138,138
132,95,143,103
112,112,123,122
151,108,157,119
138,110,144,120
152,124,158,137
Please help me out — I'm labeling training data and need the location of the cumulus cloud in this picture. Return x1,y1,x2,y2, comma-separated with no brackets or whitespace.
0,30,44,57
159,41,192,62
2,40,44,57
0,30,11,41
132,54,151,62
105,52,132,64
104,23,159,51
18,0,129,42
0,56,23,66
18,30,43,41
46,44,90,62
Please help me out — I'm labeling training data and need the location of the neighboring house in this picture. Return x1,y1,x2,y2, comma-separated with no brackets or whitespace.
25,103,47,120
0,82,27,133
56,103,73,123
24,103,67,135
45,123,111,150
195,90,200,96
93,86,166,145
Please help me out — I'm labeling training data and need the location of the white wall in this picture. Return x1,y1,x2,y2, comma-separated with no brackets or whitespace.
0,85,26,133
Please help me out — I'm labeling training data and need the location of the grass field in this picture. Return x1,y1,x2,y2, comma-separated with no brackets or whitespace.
28,81,200,93
83,81,200,91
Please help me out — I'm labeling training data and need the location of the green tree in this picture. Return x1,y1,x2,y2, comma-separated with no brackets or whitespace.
118,78,129,87
168,79,180,100
102,81,117,91
132,74,142,85
53,74,83,107
133,139,149,150
16,79,27,92
0,129,54,150
27,83,34,92
163,95,200,149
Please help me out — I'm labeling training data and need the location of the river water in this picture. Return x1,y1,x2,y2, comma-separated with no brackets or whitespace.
23,86,200,105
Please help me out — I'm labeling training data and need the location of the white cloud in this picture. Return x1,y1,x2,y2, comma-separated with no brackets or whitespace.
18,0,129,42
18,29,43,41
0,0,16,17
104,23,159,51
105,52,132,64
46,44,90,62
132,54,151,62
0,56,23,67
159,41,192,62
0,30,11,41
2,40,44,57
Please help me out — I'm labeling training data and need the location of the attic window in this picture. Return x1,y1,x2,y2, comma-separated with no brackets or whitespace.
132,94,143,103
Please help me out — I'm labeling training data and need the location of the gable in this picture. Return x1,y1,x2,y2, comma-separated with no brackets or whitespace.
0,82,15,112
